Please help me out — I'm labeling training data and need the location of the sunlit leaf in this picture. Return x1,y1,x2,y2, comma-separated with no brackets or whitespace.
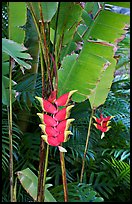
2,38,32,69
16,168,56,202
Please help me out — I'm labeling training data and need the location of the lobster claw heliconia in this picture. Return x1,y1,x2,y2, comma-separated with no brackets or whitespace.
93,114,114,139
35,90,77,146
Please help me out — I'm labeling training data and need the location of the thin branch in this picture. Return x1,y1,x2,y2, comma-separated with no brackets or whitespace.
8,57,14,202
80,108,95,183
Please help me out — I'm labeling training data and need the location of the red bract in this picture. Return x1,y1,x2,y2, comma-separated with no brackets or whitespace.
48,90,57,103
55,90,77,106
41,131,72,146
36,90,77,146
37,113,58,127
53,105,74,121
35,96,58,114
43,99,58,114
93,114,112,124
56,119,75,133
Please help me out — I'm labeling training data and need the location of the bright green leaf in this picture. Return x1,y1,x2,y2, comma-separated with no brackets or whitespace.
105,2,130,8
30,2,58,22
2,38,32,69
9,2,26,43
16,168,56,202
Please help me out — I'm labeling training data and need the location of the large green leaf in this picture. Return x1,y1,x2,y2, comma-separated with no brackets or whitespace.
57,7,129,108
29,2,58,22
58,41,116,108
2,54,17,106
2,38,32,69
105,2,130,8
50,2,82,60
84,10,129,43
16,168,56,202
8,2,26,43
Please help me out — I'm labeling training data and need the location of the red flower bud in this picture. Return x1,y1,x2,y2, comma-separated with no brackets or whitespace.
53,105,74,121
48,90,57,103
56,119,75,133
43,99,58,114
41,130,72,146
35,96,57,114
37,113,58,126
39,124,58,136
55,90,77,106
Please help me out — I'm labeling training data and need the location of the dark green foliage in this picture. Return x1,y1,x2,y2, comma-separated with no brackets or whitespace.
51,182,104,202
2,106,22,172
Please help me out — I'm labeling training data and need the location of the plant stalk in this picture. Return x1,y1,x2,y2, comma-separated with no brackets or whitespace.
43,144,49,200
37,138,45,202
60,145,68,202
80,108,94,183
8,57,14,202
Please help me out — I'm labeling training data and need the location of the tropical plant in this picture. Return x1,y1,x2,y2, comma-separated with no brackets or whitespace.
2,2,130,202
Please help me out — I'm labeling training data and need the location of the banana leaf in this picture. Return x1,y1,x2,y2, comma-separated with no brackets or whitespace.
16,168,56,202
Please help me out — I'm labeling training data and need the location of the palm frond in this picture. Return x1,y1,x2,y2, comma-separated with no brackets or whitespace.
103,158,130,188
2,107,22,172
88,171,115,199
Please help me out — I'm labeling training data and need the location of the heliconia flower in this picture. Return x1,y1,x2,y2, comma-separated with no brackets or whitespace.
53,105,74,122
36,90,77,147
41,130,72,146
48,90,57,103
37,113,58,127
35,96,58,114
55,90,77,107
93,114,114,139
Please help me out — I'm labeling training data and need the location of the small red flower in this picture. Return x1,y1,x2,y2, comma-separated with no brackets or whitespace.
93,114,114,139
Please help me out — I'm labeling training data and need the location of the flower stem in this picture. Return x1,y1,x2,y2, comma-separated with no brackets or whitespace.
8,57,14,202
43,144,49,201
80,108,94,183
60,146,68,202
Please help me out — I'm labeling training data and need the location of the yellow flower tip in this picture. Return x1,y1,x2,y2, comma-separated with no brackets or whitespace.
106,126,111,132
92,116,96,120
106,121,111,126
64,131,73,142
39,124,46,134
93,123,97,127
37,113,43,122
69,90,78,98
67,105,74,110
41,135,48,144
69,118,75,122
35,96,42,101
